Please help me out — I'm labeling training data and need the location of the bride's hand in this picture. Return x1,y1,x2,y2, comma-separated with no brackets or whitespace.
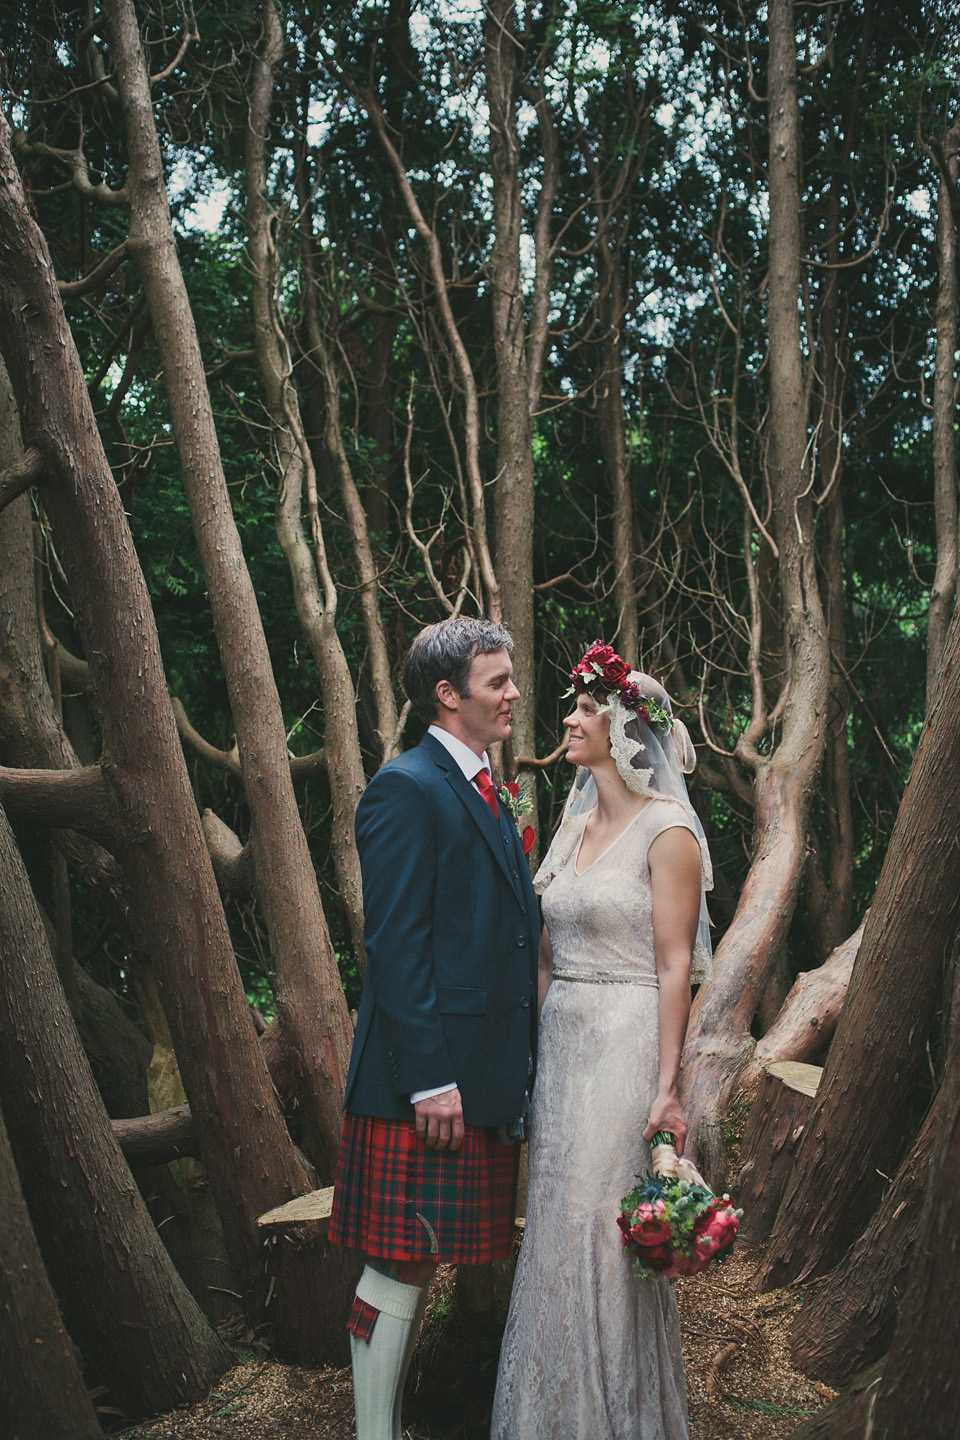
643,1095,687,1156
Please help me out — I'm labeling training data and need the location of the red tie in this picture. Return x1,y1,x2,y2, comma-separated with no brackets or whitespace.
475,769,499,817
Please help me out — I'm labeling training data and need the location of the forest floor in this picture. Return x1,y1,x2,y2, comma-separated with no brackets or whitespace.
116,1243,833,1440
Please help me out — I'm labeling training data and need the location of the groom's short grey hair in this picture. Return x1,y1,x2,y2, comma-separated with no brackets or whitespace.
403,618,514,724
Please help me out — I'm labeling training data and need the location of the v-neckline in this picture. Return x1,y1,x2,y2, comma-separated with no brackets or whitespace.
573,801,651,876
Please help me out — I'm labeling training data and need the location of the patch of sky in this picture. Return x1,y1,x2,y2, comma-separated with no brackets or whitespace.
167,150,229,235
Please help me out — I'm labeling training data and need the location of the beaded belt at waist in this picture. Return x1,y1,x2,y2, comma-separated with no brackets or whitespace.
552,969,659,987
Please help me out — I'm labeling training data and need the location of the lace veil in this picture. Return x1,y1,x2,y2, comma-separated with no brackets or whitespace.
534,672,713,985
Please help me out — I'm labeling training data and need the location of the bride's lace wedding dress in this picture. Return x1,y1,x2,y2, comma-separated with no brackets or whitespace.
491,798,692,1440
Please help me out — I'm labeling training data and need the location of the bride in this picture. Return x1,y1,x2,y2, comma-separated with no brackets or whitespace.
491,643,712,1440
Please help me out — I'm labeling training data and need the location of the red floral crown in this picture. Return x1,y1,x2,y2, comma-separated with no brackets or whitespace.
566,642,673,731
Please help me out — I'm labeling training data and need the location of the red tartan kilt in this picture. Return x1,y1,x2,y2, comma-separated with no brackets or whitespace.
328,1111,520,1264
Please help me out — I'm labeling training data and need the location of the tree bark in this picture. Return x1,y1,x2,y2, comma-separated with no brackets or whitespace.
871,936,960,1436
0,801,229,1414
102,0,353,1176
756,599,960,1291
0,1098,103,1440
0,107,316,1318
680,0,830,1186
787,1096,936,1388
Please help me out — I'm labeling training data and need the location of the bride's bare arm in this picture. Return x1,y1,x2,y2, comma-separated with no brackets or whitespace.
538,926,554,1018
644,826,702,1155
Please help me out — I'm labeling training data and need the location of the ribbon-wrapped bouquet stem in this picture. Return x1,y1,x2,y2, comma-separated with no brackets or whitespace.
618,1132,742,1280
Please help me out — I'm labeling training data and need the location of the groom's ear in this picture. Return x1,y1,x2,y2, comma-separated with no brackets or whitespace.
434,677,459,713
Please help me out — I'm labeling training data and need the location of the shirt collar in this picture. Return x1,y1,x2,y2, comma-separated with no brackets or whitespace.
427,724,490,783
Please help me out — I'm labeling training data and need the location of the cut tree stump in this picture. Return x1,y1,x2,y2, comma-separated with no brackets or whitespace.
258,1186,335,1231
256,1187,359,1367
737,1061,822,1246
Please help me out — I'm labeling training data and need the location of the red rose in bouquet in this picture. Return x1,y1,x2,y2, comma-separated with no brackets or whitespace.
619,1133,742,1282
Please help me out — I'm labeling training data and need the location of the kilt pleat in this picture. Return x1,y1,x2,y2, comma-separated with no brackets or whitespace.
329,1111,520,1264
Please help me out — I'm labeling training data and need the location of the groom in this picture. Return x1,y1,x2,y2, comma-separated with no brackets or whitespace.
328,617,540,1440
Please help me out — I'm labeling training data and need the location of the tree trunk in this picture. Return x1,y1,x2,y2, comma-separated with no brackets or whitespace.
484,0,557,775
814,246,854,955
102,0,353,1176
0,801,229,1414
245,0,367,976
0,108,316,1318
0,1098,103,1440
596,257,639,670
926,119,960,706
737,1062,821,1245
0,359,131,933
787,1096,936,1388
680,0,830,1186
756,600,960,1291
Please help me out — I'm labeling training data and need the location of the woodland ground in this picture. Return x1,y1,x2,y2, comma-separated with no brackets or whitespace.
116,1244,833,1440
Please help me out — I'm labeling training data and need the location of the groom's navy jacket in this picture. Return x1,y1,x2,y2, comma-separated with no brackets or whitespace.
343,731,540,1129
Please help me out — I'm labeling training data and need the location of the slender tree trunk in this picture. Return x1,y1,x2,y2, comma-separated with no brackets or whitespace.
0,801,229,1414
245,0,367,973
596,258,639,670
756,598,960,1291
680,0,830,1185
814,191,854,954
485,0,536,768
484,0,557,776
926,120,960,704
103,0,353,1174
362,0,411,542
0,109,315,1315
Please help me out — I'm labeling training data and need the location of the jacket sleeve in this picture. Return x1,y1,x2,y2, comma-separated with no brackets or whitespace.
354,765,456,1096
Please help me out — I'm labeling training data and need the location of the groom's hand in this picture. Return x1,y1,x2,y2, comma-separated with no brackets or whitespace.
414,1088,465,1152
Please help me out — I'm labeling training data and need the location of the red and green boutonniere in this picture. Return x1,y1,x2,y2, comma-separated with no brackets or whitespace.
497,781,536,856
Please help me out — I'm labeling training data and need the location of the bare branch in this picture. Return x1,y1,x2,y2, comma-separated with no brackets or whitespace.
58,240,130,299
12,130,127,209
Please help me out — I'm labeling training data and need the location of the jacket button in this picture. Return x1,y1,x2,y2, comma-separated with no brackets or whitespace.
516,935,526,947
520,997,531,1009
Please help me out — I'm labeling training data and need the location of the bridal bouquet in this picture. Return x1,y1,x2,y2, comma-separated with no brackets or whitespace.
618,1132,741,1281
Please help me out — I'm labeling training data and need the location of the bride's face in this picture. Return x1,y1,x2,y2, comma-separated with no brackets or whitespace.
563,692,612,770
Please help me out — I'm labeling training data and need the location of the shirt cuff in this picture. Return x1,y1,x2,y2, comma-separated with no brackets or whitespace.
410,1083,457,1104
